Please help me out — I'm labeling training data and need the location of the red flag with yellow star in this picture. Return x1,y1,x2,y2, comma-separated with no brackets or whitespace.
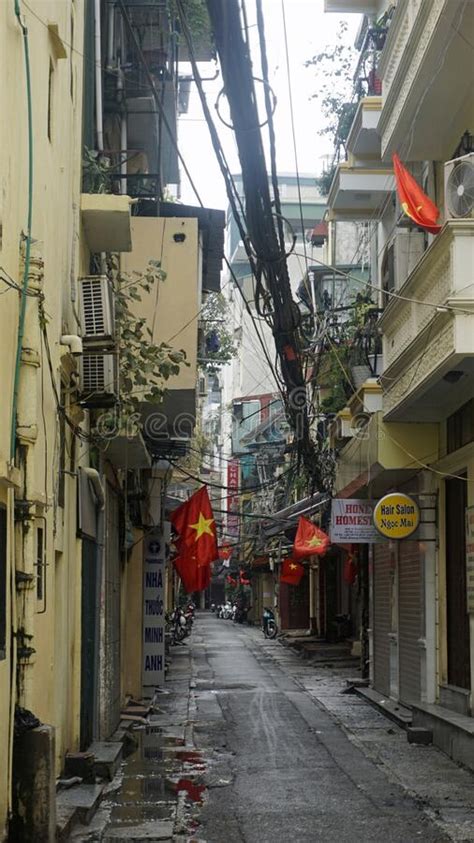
392,154,442,234
293,517,330,560
280,558,305,586
170,486,218,567
173,552,198,593
173,550,211,593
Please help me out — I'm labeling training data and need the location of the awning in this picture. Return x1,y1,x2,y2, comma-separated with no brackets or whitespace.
261,493,330,538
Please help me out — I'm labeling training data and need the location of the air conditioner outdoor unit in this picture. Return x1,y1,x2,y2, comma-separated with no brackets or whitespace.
79,354,118,406
444,153,474,219
78,275,115,348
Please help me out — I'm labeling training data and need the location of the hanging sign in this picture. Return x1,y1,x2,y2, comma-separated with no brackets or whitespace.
465,506,474,613
373,493,420,539
227,459,240,537
330,499,384,543
142,529,166,690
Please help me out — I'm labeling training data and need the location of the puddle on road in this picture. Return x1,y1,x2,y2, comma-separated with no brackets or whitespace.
174,778,206,803
101,724,209,836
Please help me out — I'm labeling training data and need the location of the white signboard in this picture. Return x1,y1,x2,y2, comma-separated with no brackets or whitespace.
466,506,474,614
330,499,384,544
142,529,165,690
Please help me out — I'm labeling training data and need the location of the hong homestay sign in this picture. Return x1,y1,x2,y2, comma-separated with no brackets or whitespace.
330,499,384,543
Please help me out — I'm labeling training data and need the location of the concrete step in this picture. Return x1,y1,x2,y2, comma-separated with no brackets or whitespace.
412,702,474,772
355,687,412,728
103,820,175,840
301,644,354,656
56,783,105,825
88,741,123,781
64,750,96,783
56,800,79,841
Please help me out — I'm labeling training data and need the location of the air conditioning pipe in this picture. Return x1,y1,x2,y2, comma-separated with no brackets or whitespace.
60,334,83,356
83,468,105,510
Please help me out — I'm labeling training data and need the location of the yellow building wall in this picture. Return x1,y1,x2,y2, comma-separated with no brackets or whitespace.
121,528,145,701
121,216,200,392
0,0,85,828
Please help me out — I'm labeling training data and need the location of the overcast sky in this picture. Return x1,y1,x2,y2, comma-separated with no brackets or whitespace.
177,0,360,210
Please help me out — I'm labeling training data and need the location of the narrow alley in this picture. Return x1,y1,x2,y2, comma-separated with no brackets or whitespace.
2,1,474,840
73,614,474,842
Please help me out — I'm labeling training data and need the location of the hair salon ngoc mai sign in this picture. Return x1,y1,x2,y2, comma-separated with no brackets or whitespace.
373,493,420,540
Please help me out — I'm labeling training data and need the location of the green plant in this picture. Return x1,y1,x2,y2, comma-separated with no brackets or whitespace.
177,426,211,474
305,22,358,162
169,0,211,40
316,293,380,414
199,292,238,372
82,147,113,194
107,255,189,417
315,162,337,197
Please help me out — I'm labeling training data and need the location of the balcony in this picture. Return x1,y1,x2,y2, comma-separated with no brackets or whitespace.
327,162,394,221
346,97,382,160
81,194,133,253
105,428,152,470
324,0,378,11
334,410,439,500
378,0,474,160
380,220,474,421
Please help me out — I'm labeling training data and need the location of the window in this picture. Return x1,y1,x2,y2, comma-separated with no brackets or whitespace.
47,59,54,141
447,398,474,454
58,388,66,507
0,506,6,659
36,525,44,602
70,11,75,102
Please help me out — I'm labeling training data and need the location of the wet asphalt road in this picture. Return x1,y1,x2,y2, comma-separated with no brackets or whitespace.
192,615,448,843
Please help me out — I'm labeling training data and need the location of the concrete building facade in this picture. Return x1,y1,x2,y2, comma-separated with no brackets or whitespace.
0,1,223,837
325,0,474,768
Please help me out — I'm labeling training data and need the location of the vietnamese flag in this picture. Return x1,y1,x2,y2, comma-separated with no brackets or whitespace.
173,552,211,593
392,154,442,234
239,568,250,586
170,486,218,566
218,545,233,560
280,558,305,586
173,552,198,594
293,517,330,560
343,554,358,585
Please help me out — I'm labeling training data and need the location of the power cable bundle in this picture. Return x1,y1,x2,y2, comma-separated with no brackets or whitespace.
194,0,319,484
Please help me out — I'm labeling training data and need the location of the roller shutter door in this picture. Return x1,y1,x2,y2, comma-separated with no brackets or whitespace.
373,543,391,696
398,541,422,705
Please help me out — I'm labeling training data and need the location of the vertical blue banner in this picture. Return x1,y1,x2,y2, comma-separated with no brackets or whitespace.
142,529,165,690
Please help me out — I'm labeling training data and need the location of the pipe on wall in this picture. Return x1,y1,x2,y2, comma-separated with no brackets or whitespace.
94,0,104,151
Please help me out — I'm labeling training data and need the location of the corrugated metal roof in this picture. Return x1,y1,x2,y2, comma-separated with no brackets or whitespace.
261,493,330,538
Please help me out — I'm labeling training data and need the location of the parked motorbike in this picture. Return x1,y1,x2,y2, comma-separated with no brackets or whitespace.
262,607,278,639
167,606,188,644
233,604,249,624
219,601,233,620
184,608,194,634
